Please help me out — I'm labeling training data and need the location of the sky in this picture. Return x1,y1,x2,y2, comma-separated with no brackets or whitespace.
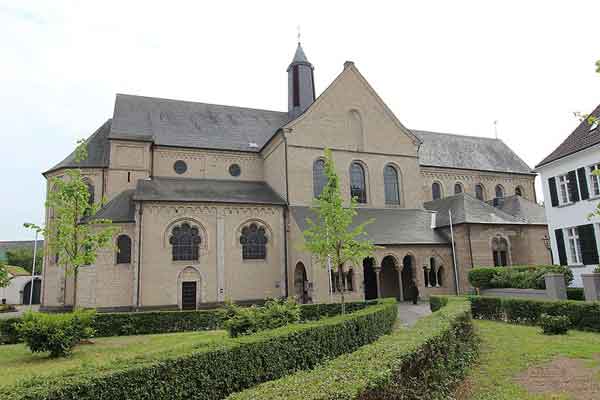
1,0,599,240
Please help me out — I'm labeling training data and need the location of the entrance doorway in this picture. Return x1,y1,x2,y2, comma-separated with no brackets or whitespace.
401,255,413,301
380,255,400,300
363,257,378,300
22,278,41,305
294,262,309,304
181,281,197,310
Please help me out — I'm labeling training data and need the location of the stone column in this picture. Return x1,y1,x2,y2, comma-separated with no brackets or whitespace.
374,267,382,298
396,266,404,301
544,273,567,300
582,273,600,302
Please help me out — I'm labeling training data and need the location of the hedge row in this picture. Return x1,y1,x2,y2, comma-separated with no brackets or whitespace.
429,295,449,312
469,296,600,331
0,300,377,344
3,299,398,400
227,298,478,400
468,265,573,289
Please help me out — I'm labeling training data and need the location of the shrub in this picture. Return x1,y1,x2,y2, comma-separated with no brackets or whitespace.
0,317,20,344
4,299,398,400
225,298,302,337
469,296,503,320
16,309,96,357
468,267,497,289
540,313,570,335
567,288,585,301
228,298,478,400
594,265,600,273
430,295,449,312
468,265,573,290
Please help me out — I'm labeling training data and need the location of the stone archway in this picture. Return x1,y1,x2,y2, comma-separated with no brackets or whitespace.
363,257,378,300
294,262,309,304
401,255,414,301
22,278,41,305
380,255,401,300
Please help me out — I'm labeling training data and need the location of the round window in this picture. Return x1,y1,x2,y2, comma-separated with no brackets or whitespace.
174,160,187,175
229,164,241,177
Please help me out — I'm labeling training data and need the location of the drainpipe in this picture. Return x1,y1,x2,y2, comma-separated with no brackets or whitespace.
136,201,143,310
283,132,290,298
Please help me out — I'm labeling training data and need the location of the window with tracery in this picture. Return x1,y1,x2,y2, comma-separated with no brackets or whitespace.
240,223,268,260
170,223,201,261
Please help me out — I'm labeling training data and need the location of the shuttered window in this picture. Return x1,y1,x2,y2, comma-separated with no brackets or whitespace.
565,227,582,265
577,224,599,265
588,164,600,197
555,229,567,265
548,177,559,207
558,175,570,204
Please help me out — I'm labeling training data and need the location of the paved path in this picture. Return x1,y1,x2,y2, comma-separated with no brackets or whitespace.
0,305,38,319
396,302,431,327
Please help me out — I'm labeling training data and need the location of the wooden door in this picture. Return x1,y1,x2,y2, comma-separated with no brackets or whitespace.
181,281,197,310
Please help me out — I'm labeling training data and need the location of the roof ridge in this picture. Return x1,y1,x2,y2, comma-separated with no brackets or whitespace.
412,129,501,142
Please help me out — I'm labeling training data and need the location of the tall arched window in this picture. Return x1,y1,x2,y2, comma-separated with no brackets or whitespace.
116,235,132,264
492,236,509,266
170,223,201,261
515,186,523,197
240,223,268,260
475,184,485,201
345,268,354,291
428,257,438,287
350,162,367,203
432,182,442,200
495,185,505,199
384,165,400,205
454,183,463,194
313,159,327,198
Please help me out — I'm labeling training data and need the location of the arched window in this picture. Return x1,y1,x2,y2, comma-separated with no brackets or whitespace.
170,223,201,261
428,257,438,287
84,180,95,206
475,184,485,201
240,223,268,260
495,185,505,199
313,159,327,198
384,165,400,205
345,268,354,291
116,235,132,264
492,236,509,266
515,186,523,197
454,183,463,194
350,162,367,203
432,182,442,200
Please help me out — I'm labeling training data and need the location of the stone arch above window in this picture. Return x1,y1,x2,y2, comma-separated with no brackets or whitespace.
350,161,367,203
454,182,463,195
495,184,505,199
384,164,401,205
313,158,327,198
169,223,202,261
240,222,268,260
432,181,442,201
116,234,132,264
492,235,510,266
475,183,485,201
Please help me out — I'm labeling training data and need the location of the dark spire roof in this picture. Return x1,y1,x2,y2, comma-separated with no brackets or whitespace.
287,42,312,70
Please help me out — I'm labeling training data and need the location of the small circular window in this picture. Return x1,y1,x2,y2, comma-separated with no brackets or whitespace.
174,160,187,175
229,164,241,177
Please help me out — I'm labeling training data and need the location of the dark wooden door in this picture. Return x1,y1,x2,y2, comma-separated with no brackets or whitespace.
181,281,197,310
22,279,41,305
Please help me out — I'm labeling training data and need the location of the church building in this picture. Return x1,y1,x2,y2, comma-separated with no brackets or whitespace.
41,43,550,311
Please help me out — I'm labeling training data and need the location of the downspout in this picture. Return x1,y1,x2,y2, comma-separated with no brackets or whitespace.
283,131,290,298
136,201,143,310
467,225,474,269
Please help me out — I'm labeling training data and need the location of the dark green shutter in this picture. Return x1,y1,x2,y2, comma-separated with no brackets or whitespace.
555,229,568,265
567,170,579,202
577,224,599,265
548,177,559,207
578,168,589,200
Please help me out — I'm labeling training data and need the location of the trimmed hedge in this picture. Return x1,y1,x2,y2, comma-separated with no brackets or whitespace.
469,296,600,331
468,265,573,289
227,298,478,400
2,299,397,400
567,287,585,301
429,295,449,312
0,300,377,344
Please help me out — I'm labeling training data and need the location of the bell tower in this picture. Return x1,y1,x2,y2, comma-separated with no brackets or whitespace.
287,42,315,119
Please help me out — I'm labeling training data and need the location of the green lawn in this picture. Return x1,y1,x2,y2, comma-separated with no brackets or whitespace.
460,320,600,399
0,330,228,389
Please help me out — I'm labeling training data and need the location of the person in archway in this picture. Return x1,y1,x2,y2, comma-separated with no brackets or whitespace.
407,280,419,305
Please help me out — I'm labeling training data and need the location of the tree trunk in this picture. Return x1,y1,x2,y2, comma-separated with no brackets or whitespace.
338,264,345,315
72,268,78,310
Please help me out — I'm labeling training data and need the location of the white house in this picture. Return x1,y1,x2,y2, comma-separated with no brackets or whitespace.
0,266,41,305
536,104,600,287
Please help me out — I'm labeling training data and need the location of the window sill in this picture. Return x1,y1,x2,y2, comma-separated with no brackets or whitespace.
557,202,575,208
242,259,268,264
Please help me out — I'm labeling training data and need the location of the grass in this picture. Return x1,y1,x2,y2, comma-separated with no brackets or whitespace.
461,320,600,399
0,329,229,389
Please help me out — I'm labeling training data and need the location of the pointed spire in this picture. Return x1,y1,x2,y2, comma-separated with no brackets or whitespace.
288,42,312,71
287,40,315,118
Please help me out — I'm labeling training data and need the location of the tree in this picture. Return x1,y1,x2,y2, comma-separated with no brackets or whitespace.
6,247,43,274
34,140,115,308
302,149,376,313
0,262,10,289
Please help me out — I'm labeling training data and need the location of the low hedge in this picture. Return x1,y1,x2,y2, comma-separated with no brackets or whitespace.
3,299,397,400
567,287,585,301
469,296,600,331
468,265,573,290
429,295,449,312
0,300,377,344
227,298,478,400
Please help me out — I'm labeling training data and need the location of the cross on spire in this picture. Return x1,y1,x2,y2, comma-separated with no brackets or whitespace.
297,25,301,44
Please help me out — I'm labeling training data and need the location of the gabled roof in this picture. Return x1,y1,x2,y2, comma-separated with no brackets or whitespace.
485,195,546,224
414,130,534,175
89,190,136,223
110,94,290,152
424,193,530,227
133,177,287,205
290,206,448,245
45,119,111,175
536,104,600,168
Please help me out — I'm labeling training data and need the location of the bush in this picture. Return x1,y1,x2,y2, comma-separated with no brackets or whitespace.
469,296,503,320
0,318,20,344
567,288,585,301
228,298,477,400
540,313,570,335
430,295,449,312
468,267,497,289
468,265,573,290
16,309,96,357
4,299,398,400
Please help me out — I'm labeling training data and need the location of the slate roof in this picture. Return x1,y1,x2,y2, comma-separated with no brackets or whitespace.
536,104,600,168
485,195,546,224
424,193,531,227
110,94,290,152
90,190,136,223
45,119,111,175
290,206,448,245
133,177,287,205
413,130,534,175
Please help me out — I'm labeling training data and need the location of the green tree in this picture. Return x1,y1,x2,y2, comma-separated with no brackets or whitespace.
302,149,376,313
0,262,10,288
32,140,115,308
6,247,43,274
